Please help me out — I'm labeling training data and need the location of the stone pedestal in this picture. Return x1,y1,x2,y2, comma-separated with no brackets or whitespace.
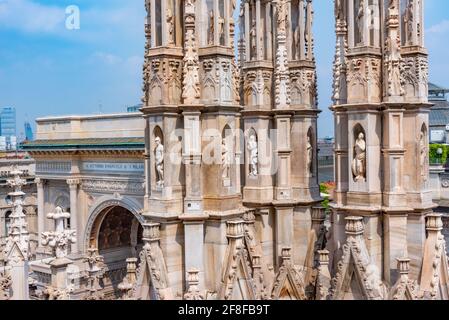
9,259,29,300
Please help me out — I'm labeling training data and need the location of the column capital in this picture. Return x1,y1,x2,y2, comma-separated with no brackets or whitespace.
66,178,81,187
35,177,45,186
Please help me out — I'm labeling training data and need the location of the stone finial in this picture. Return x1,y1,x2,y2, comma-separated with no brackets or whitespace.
7,167,26,194
4,168,30,264
318,250,330,266
426,213,443,232
396,257,410,275
142,222,161,243
252,254,262,269
226,220,245,239
187,268,200,286
83,247,105,300
118,258,138,300
84,247,104,274
41,206,76,260
242,211,256,223
126,258,138,278
281,247,292,263
345,216,365,236
184,268,204,300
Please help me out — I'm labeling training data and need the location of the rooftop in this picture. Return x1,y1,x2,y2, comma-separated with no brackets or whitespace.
429,82,449,101
22,137,145,151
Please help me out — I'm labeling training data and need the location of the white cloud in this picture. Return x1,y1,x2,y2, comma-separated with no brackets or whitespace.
426,20,449,34
90,52,142,74
91,52,122,65
0,0,65,33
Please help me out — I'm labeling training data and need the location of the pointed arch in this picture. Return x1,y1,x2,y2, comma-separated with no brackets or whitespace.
153,125,164,145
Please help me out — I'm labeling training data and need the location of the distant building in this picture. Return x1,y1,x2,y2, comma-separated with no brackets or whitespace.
429,83,449,144
127,104,143,113
0,107,17,151
24,121,34,141
317,137,334,183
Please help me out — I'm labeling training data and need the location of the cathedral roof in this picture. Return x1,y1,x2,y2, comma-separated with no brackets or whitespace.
21,137,145,151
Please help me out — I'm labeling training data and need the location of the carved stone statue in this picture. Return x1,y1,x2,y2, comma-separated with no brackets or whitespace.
222,139,230,179
357,0,365,45
335,0,344,21
167,8,175,44
250,20,257,60
247,134,258,176
294,24,300,60
307,135,313,174
208,10,215,45
352,132,366,182
155,137,164,187
420,131,428,182
404,0,414,45
218,16,225,42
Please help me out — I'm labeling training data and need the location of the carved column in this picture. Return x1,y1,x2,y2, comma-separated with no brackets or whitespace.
35,178,45,252
4,169,30,300
161,0,167,46
244,1,250,61
265,2,273,61
180,0,207,292
298,0,305,60
67,179,80,254
305,0,314,60
255,0,262,60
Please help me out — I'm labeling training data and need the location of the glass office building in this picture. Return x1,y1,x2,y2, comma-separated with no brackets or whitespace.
0,107,17,150
24,121,34,141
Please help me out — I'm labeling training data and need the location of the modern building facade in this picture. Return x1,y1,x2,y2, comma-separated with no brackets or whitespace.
0,107,17,151
22,112,145,299
429,83,449,144
24,122,34,142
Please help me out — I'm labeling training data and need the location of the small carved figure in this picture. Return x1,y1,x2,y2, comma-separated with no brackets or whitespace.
155,137,164,186
167,8,175,44
357,0,365,45
335,0,344,21
352,132,366,182
250,20,257,60
247,134,258,176
208,10,215,45
294,24,300,60
420,131,428,182
404,0,414,44
222,139,230,179
218,16,225,42
307,135,313,174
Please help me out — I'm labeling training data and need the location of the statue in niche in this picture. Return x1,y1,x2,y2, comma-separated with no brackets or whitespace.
352,131,366,182
294,23,300,60
222,139,231,179
335,0,344,21
356,0,365,45
250,20,257,60
404,0,414,45
218,16,225,42
167,8,175,44
155,137,164,187
247,134,258,177
307,135,313,174
420,131,428,182
208,10,215,45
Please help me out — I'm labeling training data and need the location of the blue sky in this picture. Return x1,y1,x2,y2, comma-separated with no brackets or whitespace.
0,0,448,139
